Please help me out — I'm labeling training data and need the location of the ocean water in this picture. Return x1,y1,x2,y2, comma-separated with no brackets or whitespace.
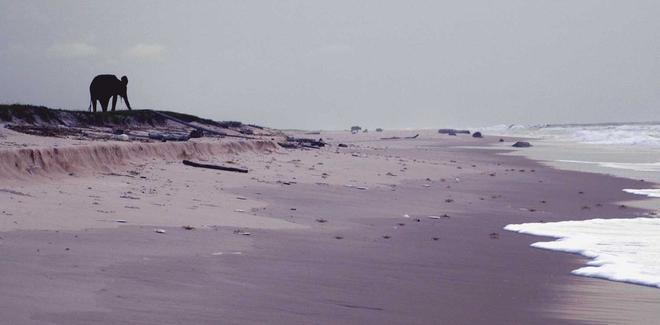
482,122,660,181
482,122,660,147
489,122,660,288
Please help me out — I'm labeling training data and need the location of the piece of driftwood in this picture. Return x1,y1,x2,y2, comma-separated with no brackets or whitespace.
438,129,470,134
279,137,326,149
151,110,255,139
149,132,190,141
380,134,419,140
182,160,248,173
277,142,299,149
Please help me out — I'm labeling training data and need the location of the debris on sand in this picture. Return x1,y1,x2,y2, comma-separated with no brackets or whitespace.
489,232,500,239
438,129,470,135
154,228,166,234
428,214,450,220
233,229,252,236
338,143,348,148
279,137,326,149
472,131,483,138
512,141,532,148
183,160,249,173
189,129,204,138
316,218,328,223
212,251,242,256
113,134,130,141
115,219,127,223
0,189,33,197
345,185,368,190
148,132,189,142
182,225,195,230
381,134,419,140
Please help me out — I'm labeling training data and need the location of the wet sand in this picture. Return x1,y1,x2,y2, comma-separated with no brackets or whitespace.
0,129,658,324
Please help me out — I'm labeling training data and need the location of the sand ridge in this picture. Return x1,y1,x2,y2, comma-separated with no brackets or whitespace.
0,137,278,180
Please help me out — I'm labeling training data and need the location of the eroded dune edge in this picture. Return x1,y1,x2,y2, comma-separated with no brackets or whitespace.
0,139,278,179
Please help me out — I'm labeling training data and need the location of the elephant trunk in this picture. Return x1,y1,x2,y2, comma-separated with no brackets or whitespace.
123,94,132,110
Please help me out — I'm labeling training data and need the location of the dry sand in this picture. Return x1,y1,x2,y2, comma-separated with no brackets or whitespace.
1,127,658,324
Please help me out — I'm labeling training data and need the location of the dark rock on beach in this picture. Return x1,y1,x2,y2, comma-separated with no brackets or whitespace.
472,132,482,138
189,129,204,138
512,141,532,148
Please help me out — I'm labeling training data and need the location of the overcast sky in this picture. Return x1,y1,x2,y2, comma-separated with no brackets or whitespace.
1,1,659,130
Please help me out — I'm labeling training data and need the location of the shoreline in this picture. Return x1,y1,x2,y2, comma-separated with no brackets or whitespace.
0,130,658,324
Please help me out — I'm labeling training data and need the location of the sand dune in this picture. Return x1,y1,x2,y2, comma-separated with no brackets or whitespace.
0,138,278,180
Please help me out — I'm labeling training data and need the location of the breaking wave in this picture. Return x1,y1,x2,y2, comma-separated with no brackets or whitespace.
483,122,660,147
505,218,660,288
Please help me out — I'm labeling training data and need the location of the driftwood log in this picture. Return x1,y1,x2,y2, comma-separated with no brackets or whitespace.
279,137,326,149
380,134,419,140
438,129,470,135
152,110,255,139
182,160,248,173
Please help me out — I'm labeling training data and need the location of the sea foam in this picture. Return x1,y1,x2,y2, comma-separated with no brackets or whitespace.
622,188,660,198
558,160,660,173
505,218,660,288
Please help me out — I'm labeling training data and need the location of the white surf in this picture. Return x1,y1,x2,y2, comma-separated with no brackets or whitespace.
505,217,660,288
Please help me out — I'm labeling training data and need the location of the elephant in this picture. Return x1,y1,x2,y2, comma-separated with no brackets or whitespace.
88,74,132,112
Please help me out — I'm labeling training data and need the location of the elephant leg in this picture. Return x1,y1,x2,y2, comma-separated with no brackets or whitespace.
92,99,98,112
101,97,110,112
111,95,117,112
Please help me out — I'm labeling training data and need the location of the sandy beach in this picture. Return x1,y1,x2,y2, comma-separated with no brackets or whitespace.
1,125,658,324
4,1,660,323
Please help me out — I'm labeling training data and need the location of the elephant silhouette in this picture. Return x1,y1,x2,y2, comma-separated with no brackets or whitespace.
88,74,132,112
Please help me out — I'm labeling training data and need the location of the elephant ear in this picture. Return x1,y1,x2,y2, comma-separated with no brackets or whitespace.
121,76,128,85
